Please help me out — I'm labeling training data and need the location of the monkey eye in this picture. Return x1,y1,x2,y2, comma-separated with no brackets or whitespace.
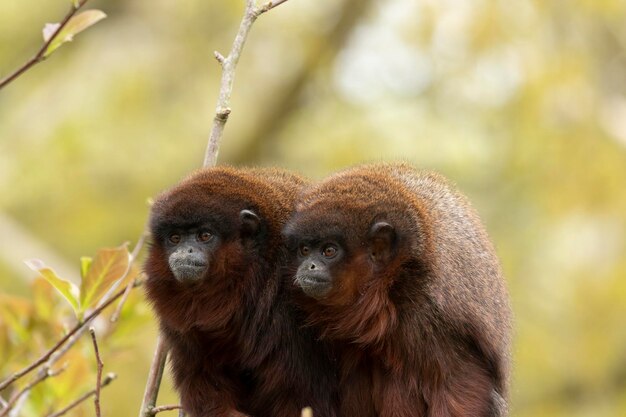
198,231,213,242
322,245,338,258
169,234,181,244
299,245,310,256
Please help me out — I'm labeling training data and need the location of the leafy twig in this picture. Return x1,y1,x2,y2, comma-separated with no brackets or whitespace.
45,373,117,417
0,281,140,393
203,0,292,167
0,0,90,90
89,328,103,417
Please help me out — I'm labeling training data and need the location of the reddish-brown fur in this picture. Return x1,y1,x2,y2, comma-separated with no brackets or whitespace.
284,163,512,417
144,166,338,417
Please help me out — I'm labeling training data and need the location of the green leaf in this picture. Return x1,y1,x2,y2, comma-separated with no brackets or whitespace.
25,259,81,319
43,10,107,58
80,244,130,311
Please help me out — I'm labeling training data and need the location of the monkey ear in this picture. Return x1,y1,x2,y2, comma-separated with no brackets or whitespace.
367,222,397,264
240,209,261,239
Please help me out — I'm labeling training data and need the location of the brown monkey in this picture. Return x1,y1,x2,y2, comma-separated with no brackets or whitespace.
283,163,512,417
144,166,338,417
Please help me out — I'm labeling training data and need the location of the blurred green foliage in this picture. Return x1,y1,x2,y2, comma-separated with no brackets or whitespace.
1,0,625,416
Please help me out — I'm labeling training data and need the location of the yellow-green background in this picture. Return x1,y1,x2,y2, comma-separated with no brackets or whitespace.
1,0,625,416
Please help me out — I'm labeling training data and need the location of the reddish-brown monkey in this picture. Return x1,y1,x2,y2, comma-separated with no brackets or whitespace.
283,163,512,417
144,166,338,417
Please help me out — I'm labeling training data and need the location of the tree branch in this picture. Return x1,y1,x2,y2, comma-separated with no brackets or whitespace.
138,336,169,417
149,404,183,415
203,0,292,168
0,366,67,417
89,328,103,417
0,0,90,90
44,373,117,417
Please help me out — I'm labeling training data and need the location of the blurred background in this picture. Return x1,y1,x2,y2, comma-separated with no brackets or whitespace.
1,0,625,416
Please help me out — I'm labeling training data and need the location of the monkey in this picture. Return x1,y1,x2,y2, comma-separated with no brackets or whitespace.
283,163,512,417
144,166,338,417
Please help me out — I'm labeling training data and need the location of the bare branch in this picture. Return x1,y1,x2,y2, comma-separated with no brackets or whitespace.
258,0,291,14
0,368,65,416
202,0,292,168
0,365,67,417
149,404,183,415
7,392,26,417
0,0,90,90
138,336,169,417
89,328,103,417
214,51,226,66
45,373,116,417
0,281,141,393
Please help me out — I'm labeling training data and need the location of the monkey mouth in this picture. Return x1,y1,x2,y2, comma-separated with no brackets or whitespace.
297,274,332,298
300,276,330,286
170,262,208,283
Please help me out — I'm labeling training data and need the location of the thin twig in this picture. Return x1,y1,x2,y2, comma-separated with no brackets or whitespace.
110,276,139,323
89,328,103,417
0,281,140,393
258,0,291,14
130,227,150,262
0,366,67,417
138,336,169,417
202,0,292,168
7,391,27,417
111,228,149,322
149,404,183,415
0,0,90,90
45,373,116,417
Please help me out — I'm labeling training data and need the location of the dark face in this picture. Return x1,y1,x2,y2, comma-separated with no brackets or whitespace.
287,220,397,300
294,239,345,298
164,225,218,282
155,209,261,284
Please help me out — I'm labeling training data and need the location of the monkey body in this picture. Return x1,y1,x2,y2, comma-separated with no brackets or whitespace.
284,163,511,417
145,166,338,417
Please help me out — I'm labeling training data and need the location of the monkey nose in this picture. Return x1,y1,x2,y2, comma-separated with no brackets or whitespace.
309,263,316,270
187,247,194,253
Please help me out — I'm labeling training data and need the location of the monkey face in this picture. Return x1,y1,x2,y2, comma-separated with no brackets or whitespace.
162,226,218,282
293,239,345,298
153,208,261,284
285,217,398,300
